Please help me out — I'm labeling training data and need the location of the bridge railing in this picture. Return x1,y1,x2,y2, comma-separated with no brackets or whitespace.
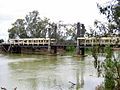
77,37,120,45
8,38,55,45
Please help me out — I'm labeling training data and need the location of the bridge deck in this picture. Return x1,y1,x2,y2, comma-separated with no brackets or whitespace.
1,37,120,47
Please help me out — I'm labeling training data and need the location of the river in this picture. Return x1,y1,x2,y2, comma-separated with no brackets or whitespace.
0,54,103,90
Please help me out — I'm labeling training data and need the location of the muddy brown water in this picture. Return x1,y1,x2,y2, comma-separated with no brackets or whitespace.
0,54,104,90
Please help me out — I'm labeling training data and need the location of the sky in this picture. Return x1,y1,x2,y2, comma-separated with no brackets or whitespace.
0,0,108,41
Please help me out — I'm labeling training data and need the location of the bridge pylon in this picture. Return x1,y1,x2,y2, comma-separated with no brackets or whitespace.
76,22,85,56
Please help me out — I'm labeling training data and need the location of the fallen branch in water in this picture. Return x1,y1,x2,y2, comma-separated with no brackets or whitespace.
69,81,76,88
1,87,17,90
1,87,7,90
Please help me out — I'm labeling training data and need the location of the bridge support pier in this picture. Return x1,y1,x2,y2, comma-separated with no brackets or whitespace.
53,24,57,55
76,22,85,56
48,28,51,54
53,46,57,54
76,40,85,56
48,45,51,54
48,38,51,54
76,39,80,55
80,48,85,55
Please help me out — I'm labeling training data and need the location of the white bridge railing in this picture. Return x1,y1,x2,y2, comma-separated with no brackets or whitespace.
8,38,55,45
6,37,120,46
77,37,120,45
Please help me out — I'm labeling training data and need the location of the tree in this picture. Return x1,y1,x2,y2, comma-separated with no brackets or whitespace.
8,19,27,38
92,0,120,89
25,10,40,38
8,10,84,45
97,0,120,36
8,10,50,39
25,10,49,38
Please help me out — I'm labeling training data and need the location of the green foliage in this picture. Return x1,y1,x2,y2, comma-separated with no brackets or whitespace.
85,48,92,54
92,1,120,88
92,45,120,90
103,46,115,89
8,11,77,42
101,46,120,90
92,46,103,77
104,71,115,89
8,11,77,41
8,19,27,38
97,0,120,36
66,45,75,52
8,10,50,39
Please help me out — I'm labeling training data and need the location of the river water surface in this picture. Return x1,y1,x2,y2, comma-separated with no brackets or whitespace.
0,54,103,90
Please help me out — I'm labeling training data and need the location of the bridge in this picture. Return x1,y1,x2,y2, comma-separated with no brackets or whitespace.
0,36,120,55
7,36,120,46
0,21,120,55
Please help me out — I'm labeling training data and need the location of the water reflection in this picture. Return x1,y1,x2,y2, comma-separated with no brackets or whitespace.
0,54,103,90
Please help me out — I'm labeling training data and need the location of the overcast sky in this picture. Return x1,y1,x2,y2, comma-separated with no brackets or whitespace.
0,0,108,40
